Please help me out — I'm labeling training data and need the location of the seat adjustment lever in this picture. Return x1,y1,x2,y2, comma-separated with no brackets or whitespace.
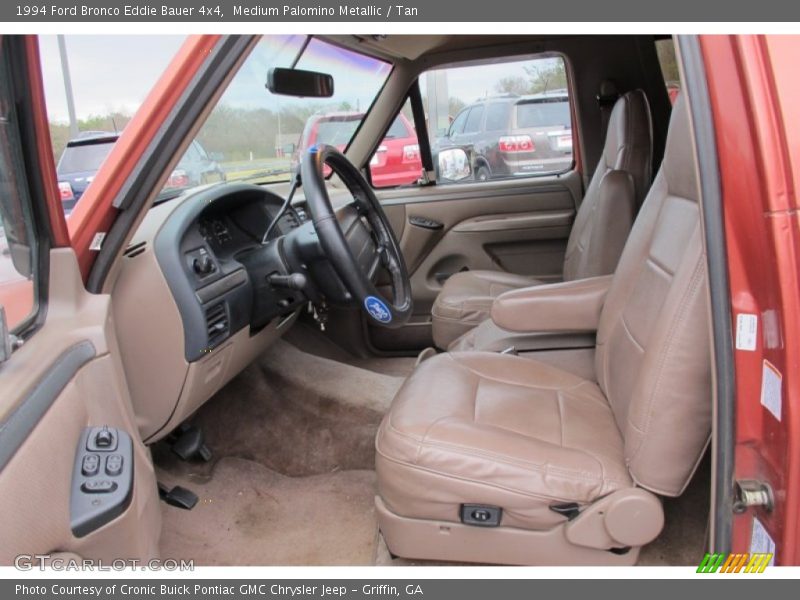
550,502,581,520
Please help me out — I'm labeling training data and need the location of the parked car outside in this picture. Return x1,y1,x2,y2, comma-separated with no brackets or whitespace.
164,139,227,191
292,111,422,187
436,90,573,181
55,131,117,213
57,134,225,213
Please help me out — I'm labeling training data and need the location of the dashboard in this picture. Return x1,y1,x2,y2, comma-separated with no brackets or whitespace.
112,180,374,443
113,183,308,442
154,184,308,362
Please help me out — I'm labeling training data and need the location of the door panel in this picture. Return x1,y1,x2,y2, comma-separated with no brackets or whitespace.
381,170,581,314
369,170,582,351
0,250,161,564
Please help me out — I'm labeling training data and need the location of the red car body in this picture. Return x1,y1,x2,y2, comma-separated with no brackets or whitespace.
3,34,799,564
293,111,422,187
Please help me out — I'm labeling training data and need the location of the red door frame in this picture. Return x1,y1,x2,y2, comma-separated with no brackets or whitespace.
48,35,223,279
701,34,800,565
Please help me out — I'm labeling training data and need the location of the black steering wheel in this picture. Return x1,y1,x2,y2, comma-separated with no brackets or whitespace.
301,144,413,328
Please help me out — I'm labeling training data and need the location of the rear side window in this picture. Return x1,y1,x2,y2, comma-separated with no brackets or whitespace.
418,54,573,185
484,103,509,131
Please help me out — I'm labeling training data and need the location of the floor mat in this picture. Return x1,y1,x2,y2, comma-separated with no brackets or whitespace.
159,457,378,566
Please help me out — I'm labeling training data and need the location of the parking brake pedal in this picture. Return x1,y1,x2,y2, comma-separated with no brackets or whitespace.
158,483,198,510
170,424,212,462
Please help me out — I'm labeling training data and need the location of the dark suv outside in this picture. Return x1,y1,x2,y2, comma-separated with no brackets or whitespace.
57,134,225,213
437,90,573,181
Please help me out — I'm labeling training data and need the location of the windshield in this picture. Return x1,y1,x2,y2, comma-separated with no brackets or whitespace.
57,141,115,174
158,36,392,199
515,99,571,129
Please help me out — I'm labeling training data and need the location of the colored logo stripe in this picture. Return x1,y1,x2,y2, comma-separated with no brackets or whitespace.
697,552,773,573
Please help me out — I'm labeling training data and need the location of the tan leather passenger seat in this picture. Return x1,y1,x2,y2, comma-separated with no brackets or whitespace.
431,90,653,348
376,96,711,565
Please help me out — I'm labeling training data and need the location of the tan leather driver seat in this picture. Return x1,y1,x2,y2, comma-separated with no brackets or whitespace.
376,96,711,565
431,90,653,348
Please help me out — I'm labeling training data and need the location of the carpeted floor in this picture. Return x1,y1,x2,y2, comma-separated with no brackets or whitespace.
159,457,379,566
638,453,710,566
155,335,402,566
154,331,710,567
284,323,419,378
153,338,405,478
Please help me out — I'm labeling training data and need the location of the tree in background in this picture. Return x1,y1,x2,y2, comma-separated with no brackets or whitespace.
49,112,131,162
656,39,680,85
494,60,568,96
47,101,359,167
493,76,530,96
448,97,466,116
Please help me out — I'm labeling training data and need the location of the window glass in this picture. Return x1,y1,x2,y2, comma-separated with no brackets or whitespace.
463,106,484,133
448,109,468,137
57,139,115,173
158,36,393,198
515,98,571,128
0,48,39,331
39,34,185,215
656,38,681,105
420,54,573,184
484,103,509,131
368,98,422,189
385,116,409,139
315,118,361,146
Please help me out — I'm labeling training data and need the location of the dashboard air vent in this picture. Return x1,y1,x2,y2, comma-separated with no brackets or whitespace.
205,302,229,346
123,241,147,259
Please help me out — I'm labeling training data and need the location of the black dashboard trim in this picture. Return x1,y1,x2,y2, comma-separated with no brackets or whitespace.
153,182,276,362
196,269,248,304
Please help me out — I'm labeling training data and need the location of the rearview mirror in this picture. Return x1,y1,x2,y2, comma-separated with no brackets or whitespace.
437,148,472,182
266,68,334,98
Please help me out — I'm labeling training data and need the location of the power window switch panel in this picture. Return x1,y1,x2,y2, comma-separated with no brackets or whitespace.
71,427,133,538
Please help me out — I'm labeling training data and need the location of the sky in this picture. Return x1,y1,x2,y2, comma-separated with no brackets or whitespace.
39,35,562,124
39,35,186,122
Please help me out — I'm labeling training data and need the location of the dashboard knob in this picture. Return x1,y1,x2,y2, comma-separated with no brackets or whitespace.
193,255,215,276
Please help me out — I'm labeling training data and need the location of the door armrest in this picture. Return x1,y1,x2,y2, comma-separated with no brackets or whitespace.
491,275,613,333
